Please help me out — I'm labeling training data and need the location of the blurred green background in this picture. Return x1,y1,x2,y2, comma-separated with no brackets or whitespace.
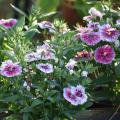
0,0,120,26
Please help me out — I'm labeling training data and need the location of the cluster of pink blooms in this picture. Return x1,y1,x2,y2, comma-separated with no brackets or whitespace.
75,7,120,64
0,60,22,77
0,18,17,29
63,85,87,105
25,43,55,74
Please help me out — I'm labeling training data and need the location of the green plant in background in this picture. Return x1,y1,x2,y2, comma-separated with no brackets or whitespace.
0,2,120,120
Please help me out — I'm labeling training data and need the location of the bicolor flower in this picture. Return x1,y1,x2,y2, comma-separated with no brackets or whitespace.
0,60,22,77
99,24,119,42
63,85,87,105
95,45,115,64
81,32,101,46
89,7,104,19
0,18,17,29
36,43,55,60
38,21,55,33
25,52,40,62
36,63,53,73
87,22,100,30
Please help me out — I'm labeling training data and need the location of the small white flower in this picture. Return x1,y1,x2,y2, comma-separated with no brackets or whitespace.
27,86,30,91
65,59,77,71
69,70,74,75
114,40,120,48
81,71,88,77
23,81,27,87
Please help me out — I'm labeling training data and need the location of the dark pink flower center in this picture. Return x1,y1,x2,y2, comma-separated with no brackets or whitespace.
5,65,16,72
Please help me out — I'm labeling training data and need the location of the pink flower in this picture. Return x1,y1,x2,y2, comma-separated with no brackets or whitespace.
36,63,53,73
36,43,55,60
89,7,104,19
81,32,101,46
74,85,88,105
63,87,78,105
87,22,100,30
63,85,87,105
83,16,94,22
100,24,119,42
0,18,17,29
75,27,93,40
25,52,41,62
38,21,55,33
95,45,115,64
0,60,22,77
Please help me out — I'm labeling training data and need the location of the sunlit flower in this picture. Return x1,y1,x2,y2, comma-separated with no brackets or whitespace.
0,60,22,77
36,63,53,73
95,45,115,64
87,22,100,30
0,18,17,29
89,7,104,19
38,21,55,33
100,24,119,42
65,59,76,71
74,51,93,61
81,32,101,45
25,52,40,62
63,85,87,105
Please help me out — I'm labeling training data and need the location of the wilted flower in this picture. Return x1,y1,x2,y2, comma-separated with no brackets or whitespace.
25,52,40,62
38,21,55,33
81,32,101,45
74,51,93,61
100,24,119,42
36,63,53,73
63,85,87,105
0,60,22,77
89,7,104,19
0,18,17,29
65,59,76,71
81,71,88,77
87,22,100,30
95,45,115,64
